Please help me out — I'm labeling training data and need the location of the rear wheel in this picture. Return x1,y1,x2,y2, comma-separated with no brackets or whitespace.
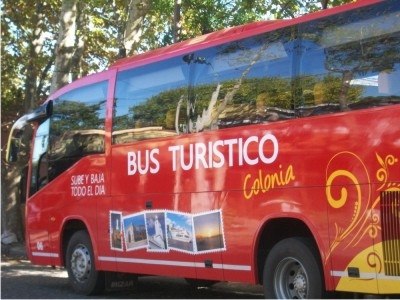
263,237,324,299
65,230,104,295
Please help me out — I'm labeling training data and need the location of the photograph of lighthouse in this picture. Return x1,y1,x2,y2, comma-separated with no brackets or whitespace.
110,211,123,251
145,211,168,251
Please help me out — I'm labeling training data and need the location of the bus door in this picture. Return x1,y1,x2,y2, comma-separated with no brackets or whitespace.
27,118,58,265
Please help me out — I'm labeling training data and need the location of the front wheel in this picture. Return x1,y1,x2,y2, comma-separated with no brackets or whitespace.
65,230,104,295
263,237,324,299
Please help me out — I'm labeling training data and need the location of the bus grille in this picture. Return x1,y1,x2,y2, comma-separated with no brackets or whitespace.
380,191,400,276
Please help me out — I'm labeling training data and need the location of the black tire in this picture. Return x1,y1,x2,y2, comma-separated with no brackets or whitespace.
65,230,104,295
263,237,324,299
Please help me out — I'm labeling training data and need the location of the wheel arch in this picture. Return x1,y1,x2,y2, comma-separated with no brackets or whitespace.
60,218,95,266
254,217,325,288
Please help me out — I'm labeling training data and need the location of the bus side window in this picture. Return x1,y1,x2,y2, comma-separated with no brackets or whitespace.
47,81,107,183
189,29,295,131
113,57,185,144
299,5,400,114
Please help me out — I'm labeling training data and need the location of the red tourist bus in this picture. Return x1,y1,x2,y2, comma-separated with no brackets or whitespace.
6,0,400,298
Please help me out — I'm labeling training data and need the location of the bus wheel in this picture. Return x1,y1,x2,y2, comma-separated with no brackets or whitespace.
66,230,104,295
263,237,323,299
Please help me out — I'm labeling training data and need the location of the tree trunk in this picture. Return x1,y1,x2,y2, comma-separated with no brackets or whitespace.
50,0,81,94
24,0,47,112
123,0,150,55
71,1,86,81
321,0,329,9
173,0,182,43
1,163,24,243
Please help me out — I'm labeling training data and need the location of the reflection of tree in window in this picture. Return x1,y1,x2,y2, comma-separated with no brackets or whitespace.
299,1,400,114
184,27,296,132
112,27,298,142
48,81,107,181
113,57,187,144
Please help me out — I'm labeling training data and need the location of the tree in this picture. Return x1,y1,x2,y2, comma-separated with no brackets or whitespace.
2,0,59,117
173,0,269,40
267,0,354,19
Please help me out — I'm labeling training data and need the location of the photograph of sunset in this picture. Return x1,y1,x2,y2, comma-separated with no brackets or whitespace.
193,210,225,252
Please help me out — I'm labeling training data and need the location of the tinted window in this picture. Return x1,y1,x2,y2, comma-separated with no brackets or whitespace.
190,26,296,131
30,119,49,194
113,27,297,142
298,0,400,116
48,81,107,181
113,57,186,144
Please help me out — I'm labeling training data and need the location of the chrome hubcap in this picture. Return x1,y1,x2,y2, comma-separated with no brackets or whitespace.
274,257,308,299
70,245,91,282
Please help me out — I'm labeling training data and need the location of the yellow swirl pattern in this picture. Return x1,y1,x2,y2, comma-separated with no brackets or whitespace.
376,153,398,191
326,170,361,209
327,152,400,294
325,151,370,262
